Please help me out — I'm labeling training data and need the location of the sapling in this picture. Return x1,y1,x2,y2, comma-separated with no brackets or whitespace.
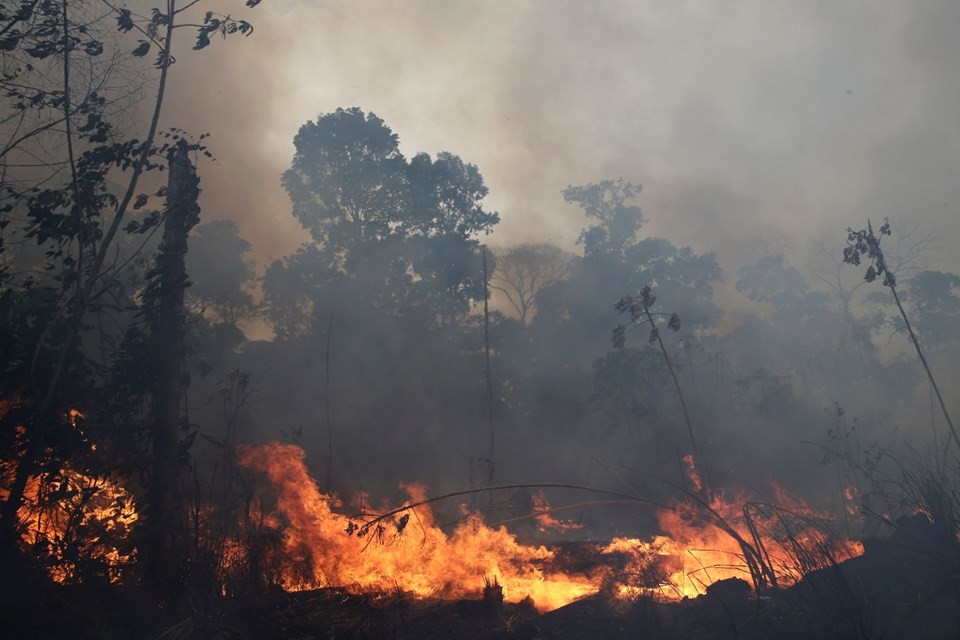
613,285,707,494
843,219,958,453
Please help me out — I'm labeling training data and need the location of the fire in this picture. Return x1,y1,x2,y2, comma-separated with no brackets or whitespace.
607,488,864,599
16,468,139,584
0,424,861,610
532,489,584,534
235,443,598,611
233,443,863,611
682,454,703,493
0,404,138,583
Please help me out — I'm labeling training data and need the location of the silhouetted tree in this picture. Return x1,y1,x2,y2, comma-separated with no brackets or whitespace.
492,243,572,324
187,220,256,324
268,107,499,330
0,0,265,583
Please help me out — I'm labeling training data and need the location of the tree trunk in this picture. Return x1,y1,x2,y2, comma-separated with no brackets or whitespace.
145,140,200,593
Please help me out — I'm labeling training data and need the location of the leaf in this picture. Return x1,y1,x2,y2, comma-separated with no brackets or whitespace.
611,324,626,349
640,285,655,308
132,40,150,57
648,327,659,343
133,194,148,210
82,39,104,56
668,313,681,331
864,265,876,283
117,9,134,33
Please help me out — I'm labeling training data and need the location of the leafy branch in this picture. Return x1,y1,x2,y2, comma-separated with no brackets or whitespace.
843,219,958,453
613,284,708,494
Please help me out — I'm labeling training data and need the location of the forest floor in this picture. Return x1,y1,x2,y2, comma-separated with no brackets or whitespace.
3,515,959,640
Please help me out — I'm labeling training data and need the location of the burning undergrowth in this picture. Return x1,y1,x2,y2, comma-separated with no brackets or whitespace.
5,440,864,614
12,468,139,585
227,442,862,611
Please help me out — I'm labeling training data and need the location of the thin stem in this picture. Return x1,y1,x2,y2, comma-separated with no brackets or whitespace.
642,302,709,494
482,247,495,485
324,309,334,492
61,0,82,301
352,482,671,527
889,284,959,453
86,0,176,300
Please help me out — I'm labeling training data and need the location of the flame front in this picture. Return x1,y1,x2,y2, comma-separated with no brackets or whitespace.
236,443,597,611
1,433,862,610
234,443,863,611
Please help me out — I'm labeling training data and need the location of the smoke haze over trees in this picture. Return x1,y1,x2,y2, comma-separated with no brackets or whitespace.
2,1,960,637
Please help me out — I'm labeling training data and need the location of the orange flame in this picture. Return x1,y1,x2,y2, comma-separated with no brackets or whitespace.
236,443,598,611
16,468,139,583
234,443,863,610
0,404,138,583
682,453,703,493
532,490,584,534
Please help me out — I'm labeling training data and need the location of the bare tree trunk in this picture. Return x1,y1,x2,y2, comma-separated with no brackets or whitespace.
324,309,334,492
482,248,495,486
145,140,199,593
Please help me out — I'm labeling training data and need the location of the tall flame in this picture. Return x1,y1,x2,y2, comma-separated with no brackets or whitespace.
236,443,598,611
0,427,862,610
234,443,863,610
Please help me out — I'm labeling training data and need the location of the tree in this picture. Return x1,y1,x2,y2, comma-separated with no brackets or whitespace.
565,178,644,258
897,270,960,353
282,107,407,252
186,220,256,324
732,253,858,399
0,0,265,582
144,140,199,590
808,219,938,363
492,243,572,324
269,107,499,330
533,180,721,366
501,179,722,484
843,219,958,453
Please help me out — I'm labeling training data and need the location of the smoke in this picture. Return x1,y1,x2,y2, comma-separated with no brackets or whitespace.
141,0,960,276
107,0,960,533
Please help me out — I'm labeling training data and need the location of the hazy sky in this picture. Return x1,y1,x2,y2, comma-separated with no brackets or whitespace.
152,0,960,283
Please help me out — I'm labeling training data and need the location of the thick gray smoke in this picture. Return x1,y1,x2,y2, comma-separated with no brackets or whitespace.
39,0,960,535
